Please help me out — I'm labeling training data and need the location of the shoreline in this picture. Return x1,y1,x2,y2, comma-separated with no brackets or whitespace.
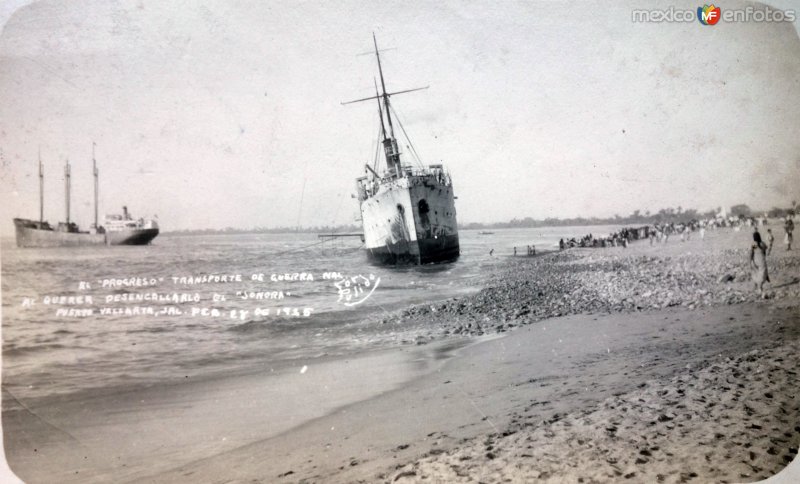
117,302,800,483
4,227,800,482
3,339,475,483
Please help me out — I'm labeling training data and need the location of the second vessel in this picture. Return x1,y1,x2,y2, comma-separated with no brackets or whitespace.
13,146,159,248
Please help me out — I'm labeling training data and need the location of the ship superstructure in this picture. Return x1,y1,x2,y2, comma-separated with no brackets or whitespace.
104,206,159,245
345,35,459,264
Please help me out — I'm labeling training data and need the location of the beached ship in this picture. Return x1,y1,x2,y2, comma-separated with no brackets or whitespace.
345,35,460,264
13,147,159,248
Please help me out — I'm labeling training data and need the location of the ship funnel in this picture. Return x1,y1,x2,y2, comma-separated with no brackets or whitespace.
93,142,99,229
65,159,71,226
38,149,43,227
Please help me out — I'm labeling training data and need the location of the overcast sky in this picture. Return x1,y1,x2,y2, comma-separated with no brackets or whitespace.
1,0,799,234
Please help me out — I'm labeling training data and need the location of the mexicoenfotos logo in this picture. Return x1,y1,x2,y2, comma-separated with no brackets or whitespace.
632,5,795,23
698,4,721,25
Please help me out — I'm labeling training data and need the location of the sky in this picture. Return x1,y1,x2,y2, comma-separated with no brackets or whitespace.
1,0,799,234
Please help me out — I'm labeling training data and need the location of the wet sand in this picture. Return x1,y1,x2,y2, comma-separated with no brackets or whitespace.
2,346,450,482
3,227,800,482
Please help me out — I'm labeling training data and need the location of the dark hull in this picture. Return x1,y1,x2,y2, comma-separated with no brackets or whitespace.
106,228,159,246
360,172,460,266
13,219,159,247
366,234,460,265
14,219,105,248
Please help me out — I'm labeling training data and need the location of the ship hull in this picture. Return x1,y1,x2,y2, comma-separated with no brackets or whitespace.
106,228,159,246
13,219,159,247
365,234,460,264
360,175,459,265
13,219,105,248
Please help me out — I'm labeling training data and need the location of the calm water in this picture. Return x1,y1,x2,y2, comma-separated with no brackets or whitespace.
1,225,622,400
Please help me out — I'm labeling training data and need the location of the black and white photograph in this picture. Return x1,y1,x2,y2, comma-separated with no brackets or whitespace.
1,1,800,482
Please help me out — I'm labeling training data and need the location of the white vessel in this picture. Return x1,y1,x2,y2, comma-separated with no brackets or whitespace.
104,206,159,245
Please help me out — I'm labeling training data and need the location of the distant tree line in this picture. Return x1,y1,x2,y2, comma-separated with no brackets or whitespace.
462,202,797,230
164,202,796,235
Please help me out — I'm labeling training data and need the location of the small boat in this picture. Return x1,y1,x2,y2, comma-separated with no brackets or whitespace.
478,231,495,235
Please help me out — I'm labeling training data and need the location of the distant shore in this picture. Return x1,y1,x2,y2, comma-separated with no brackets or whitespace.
4,226,800,483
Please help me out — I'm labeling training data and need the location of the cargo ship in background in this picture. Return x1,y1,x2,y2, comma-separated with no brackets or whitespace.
345,35,459,264
13,146,159,248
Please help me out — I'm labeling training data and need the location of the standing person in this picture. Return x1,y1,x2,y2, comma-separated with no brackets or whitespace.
766,229,775,255
750,231,770,296
514,246,517,256
786,217,795,250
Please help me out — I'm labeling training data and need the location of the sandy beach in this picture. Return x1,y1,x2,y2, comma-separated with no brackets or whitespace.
4,226,800,483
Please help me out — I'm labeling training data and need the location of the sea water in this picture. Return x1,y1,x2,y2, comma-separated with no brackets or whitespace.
1,225,623,400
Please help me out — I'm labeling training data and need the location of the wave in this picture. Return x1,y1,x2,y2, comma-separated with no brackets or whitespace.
125,325,176,334
225,313,347,335
4,343,67,356
226,319,273,334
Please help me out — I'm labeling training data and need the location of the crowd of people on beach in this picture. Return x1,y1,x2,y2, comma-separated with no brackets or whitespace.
553,214,795,297
505,214,796,292
558,226,651,250
555,213,796,254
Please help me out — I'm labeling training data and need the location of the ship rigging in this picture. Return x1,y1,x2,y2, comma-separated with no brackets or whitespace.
343,35,460,264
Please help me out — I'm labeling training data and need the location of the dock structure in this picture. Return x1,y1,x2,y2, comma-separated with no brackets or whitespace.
317,233,365,252
318,233,365,243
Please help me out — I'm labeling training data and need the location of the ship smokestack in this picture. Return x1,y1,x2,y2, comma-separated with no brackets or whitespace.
65,159,71,226
39,149,43,227
93,143,98,229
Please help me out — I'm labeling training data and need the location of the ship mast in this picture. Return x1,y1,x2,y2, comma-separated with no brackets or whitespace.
341,35,428,180
373,34,402,178
93,142,98,229
374,78,387,142
38,148,43,226
64,159,71,226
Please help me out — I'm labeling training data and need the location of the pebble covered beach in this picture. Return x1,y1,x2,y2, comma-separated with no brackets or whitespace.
376,227,800,341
